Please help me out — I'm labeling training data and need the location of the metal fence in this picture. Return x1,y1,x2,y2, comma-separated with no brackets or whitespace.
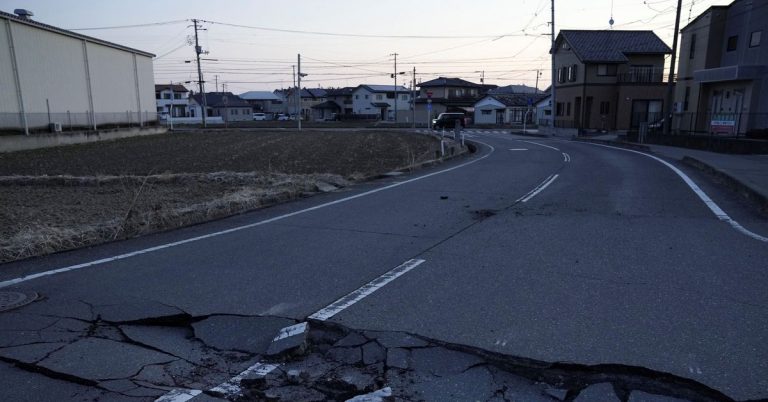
0,111,159,134
667,112,768,138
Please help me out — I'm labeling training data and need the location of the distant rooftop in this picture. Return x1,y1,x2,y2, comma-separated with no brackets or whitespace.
240,91,281,101
418,77,482,88
359,85,411,93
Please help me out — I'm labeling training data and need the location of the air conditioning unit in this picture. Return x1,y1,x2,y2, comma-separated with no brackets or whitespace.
49,122,62,132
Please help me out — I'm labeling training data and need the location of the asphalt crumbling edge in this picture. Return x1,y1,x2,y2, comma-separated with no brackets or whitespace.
682,156,768,216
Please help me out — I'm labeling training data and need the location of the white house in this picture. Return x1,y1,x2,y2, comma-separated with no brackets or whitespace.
155,84,189,118
0,9,156,133
239,91,283,115
351,85,411,121
474,94,547,125
535,95,552,127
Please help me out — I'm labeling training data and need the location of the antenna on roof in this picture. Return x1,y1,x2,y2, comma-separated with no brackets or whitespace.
609,0,615,29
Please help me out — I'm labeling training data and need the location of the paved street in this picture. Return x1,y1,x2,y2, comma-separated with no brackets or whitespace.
1,131,767,401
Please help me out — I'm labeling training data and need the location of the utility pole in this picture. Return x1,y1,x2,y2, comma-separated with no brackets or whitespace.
535,69,541,93
412,66,416,129
550,0,557,136
292,65,296,88
169,81,174,130
297,53,302,131
192,19,207,128
663,0,683,136
214,75,219,92
391,52,399,123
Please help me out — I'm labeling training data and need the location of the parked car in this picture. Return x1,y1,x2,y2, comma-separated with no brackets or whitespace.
253,113,266,121
276,114,290,121
432,113,466,129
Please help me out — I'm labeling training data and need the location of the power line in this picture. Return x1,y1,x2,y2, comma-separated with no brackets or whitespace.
69,20,189,30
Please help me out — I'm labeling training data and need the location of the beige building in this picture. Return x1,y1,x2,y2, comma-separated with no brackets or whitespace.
0,9,156,134
552,30,672,133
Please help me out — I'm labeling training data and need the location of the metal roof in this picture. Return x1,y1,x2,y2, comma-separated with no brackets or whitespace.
417,77,482,88
155,84,189,93
0,9,155,57
190,92,251,108
557,30,671,63
359,85,411,93
478,93,547,108
239,91,281,101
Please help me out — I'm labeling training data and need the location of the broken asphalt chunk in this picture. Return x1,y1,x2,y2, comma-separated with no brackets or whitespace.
574,382,621,402
265,322,308,357
192,315,294,354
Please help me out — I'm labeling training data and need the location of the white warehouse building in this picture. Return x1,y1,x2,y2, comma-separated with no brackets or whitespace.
0,9,156,134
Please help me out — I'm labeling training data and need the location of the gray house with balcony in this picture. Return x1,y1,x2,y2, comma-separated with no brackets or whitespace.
552,30,672,132
674,0,767,136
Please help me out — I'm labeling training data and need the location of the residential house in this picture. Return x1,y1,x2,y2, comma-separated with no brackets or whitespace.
155,84,189,118
316,87,355,120
239,91,283,116
351,85,412,121
285,88,327,120
536,94,553,127
415,77,485,125
674,0,767,135
552,30,672,132
188,92,252,122
488,84,541,95
474,93,547,125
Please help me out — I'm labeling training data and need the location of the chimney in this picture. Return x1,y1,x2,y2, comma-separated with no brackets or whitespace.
13,9,34,19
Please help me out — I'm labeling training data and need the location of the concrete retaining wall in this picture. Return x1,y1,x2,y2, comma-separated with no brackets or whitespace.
0,126,168,153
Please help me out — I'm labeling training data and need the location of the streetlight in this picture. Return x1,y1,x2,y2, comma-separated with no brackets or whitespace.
474,70,485,84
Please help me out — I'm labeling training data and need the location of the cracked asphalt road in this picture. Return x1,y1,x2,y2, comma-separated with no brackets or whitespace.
1,132,767,401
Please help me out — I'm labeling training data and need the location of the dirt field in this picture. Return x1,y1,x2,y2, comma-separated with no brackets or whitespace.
0,130,443,263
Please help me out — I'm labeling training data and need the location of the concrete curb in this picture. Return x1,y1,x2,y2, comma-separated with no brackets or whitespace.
682,156,768,215
572,137,652,152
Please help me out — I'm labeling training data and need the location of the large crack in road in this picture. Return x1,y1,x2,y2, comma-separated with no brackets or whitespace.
0,295,736,402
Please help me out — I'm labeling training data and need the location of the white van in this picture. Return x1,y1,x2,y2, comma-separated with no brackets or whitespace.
252,113,266,121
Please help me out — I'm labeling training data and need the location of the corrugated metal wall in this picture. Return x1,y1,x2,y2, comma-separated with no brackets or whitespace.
0,15,155,130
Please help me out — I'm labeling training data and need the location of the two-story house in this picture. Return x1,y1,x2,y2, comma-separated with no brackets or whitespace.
350,85,412,121
312,87,355,121
415,77,485,125
155,84,189,118
552,30,672,133
285,88,327,120
675,0,767,136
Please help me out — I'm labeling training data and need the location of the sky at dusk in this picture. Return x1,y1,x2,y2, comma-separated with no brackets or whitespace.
6,0,732,94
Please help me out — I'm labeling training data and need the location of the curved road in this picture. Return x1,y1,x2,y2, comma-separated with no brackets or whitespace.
1,132,767,401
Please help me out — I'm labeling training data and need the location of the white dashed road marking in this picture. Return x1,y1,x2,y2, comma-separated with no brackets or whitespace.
517,174,560,203
519,140,560,151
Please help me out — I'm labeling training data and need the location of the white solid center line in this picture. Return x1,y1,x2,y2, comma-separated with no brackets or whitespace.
208,362,279,398
509,148,528,151
154,389,202,402
517,174,560,203
309,258,426,321
519,140,560,151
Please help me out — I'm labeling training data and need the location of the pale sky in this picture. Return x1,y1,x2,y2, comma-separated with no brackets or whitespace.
7,0,732,94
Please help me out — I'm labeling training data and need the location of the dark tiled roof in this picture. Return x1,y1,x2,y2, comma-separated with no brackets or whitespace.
312,100,341,109
558,30,671,63
418,77,482,88
303,88,327,98
488,93,548,107
190,92,251,107
325,87,355,96
155,84,189,93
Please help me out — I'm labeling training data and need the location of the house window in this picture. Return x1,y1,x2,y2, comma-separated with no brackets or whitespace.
481,110,492,115
566,102,571,116
365,95,369,99
558,67,566,83
355,95,359,99
684,86,690,111
401,95,408,100
231,109,238,115
750,31,761,47
568,65,578,82
163,93,171,99
243,109,249,114
689,34,696,59
597,64,617,76
727,35,738,51
156,93,161,99
599,101,610,115
556,102,564,116
376,94,383,100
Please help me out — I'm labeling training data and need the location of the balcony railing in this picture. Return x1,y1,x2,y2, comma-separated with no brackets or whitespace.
618,68,665,83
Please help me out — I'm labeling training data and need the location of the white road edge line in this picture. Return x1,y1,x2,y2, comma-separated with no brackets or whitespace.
518,174,560,203
0,141,495,289
509,148,528,151
519,140,560,151
582,142,768,242
308,258,426,321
